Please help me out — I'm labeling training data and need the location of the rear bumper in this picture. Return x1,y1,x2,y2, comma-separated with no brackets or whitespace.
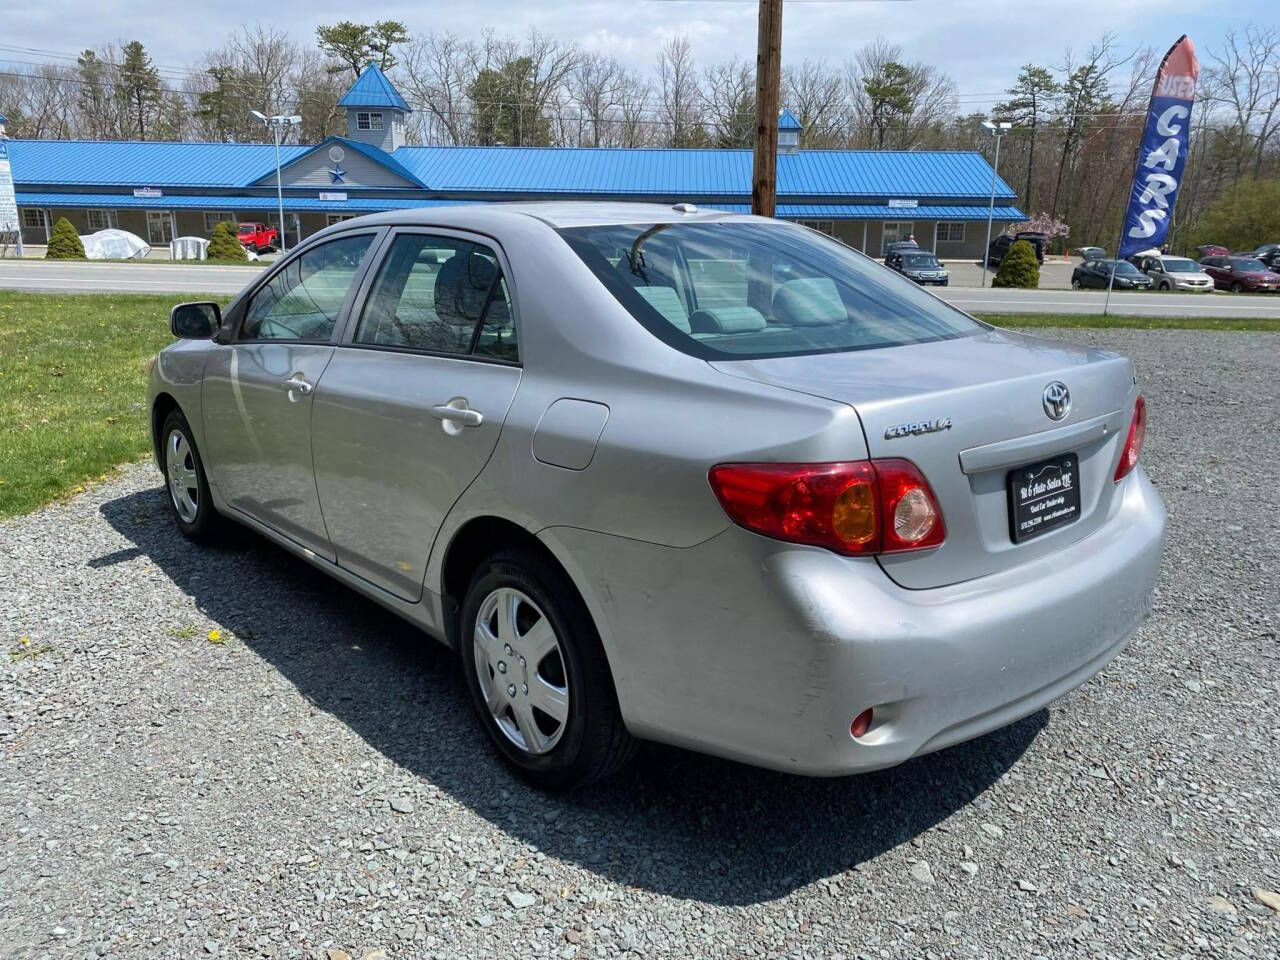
543,467,1165,776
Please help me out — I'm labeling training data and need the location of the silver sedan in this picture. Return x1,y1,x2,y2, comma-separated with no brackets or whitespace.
149,202,1166,789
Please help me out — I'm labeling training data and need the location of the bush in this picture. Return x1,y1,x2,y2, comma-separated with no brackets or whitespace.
206,220,247,263
44,217,86,259
992,239,1040,289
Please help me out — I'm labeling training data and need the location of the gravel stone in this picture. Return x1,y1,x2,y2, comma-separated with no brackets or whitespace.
909,861,935,886
1,329,1278,958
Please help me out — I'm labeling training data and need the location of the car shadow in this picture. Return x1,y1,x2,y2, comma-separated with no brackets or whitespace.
98,486,1046,906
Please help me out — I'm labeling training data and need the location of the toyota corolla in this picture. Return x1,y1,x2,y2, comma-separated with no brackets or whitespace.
149,203,1166,789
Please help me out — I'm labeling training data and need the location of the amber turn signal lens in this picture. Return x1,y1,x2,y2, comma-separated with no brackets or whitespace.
832,481,876,546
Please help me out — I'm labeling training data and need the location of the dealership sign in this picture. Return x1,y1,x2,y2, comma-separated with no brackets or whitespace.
887,199,918,208
1118,35,1198,258
133,187,163,198
0,142,18,235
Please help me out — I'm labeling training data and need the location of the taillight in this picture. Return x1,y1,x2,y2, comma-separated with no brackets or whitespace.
708,459,944,556
1114,395,1147,482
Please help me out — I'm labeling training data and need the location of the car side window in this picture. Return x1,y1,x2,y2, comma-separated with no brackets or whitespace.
241,234,375,341
354,233,517,361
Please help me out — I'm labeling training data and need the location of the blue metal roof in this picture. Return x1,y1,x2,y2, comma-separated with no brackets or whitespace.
389,146,1017,201
338,63,411,113
14,192,469,213
778,108,803,132
4,139,309,187
703,203,1027,221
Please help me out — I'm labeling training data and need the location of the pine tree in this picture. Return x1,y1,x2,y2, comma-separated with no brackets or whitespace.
992,239,1040,289
206,220,248,263
45,218,86,259
119,41,161,140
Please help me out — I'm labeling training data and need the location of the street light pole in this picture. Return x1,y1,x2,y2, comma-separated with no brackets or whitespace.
250,110,303,254
980,120,1012,288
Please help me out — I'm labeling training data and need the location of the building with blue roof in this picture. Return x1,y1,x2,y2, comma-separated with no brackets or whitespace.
2,67,1023,257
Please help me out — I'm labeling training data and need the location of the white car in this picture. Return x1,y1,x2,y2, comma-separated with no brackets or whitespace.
1134,254,1214,292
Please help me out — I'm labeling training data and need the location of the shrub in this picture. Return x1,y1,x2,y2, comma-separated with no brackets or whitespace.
44,217,86,259
992,239,1040,289
206,220,247,263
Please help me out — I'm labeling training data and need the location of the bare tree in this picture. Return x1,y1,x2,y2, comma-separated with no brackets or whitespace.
657,36,705,147
401,32,477,144
702,57,754,148
1207,27,1280,181
845,38,956,149
569,52,621,148
782,59,846,148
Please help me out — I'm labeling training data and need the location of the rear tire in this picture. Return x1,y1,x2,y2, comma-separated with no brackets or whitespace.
459,548,636,790
160,409,222,544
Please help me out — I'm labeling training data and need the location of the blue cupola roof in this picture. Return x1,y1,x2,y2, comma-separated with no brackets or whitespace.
778,108,803,132
338,63,411,113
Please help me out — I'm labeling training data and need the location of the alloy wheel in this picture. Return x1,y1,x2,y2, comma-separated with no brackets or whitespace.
472,587,570,755
166,429,199,524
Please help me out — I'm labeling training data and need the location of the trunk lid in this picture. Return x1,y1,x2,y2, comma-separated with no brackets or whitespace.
711,327,1139,589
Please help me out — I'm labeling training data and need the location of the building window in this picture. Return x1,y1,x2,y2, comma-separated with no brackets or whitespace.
86,209,116,231
22,209,45,229
936,222,966,243
798,219,834,236
203,211,235,233
326,214,355,226
356,111,383,131
146,210,174,245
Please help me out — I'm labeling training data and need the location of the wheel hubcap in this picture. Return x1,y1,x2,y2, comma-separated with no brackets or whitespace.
473,587,569,755
166,429,199,524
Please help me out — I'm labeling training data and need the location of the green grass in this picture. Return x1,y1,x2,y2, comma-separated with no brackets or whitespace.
0,292,224,518
977,312,1280,332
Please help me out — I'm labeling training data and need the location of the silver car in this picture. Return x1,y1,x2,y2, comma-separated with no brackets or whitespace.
1135,254,1214,292
149,202,1166,789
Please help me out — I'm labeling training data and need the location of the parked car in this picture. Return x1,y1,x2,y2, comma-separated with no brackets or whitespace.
150,202,1165,789
1076,246,1106,262
1071,259,1154,290
1199,255,1280,292
987,231,1047,268
1130,253,1214,292
1248,243,1280,270
882,238,919,264
237,221,278,253
1195,244,1229,258
888,250,949,285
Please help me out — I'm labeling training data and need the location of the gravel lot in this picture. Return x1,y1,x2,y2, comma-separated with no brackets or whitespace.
2,329,1278,959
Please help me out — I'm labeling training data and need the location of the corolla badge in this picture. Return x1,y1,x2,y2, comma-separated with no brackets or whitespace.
1042,381,1071,421
884,417,952,439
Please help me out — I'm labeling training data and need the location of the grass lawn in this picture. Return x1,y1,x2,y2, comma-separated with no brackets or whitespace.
0,292,224,519
0,290,1275,519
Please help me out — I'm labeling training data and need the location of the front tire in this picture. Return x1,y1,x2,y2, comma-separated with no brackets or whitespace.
459,548,635,790
160,409,222,543
1230,281,1244,293
1071,278,1081,289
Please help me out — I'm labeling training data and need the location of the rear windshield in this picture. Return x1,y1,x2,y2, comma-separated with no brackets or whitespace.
558,220,983,359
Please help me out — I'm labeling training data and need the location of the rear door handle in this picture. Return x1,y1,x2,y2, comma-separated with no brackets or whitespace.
431,398,484,429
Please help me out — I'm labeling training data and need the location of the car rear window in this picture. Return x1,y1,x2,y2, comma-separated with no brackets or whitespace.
557,220,983,359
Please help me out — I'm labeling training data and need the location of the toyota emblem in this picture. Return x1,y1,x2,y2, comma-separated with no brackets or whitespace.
1042,381,1071,421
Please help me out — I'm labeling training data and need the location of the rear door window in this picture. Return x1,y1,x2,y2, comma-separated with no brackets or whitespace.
353,233,517,361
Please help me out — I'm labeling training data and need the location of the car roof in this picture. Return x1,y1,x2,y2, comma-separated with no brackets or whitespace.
339,200,748,232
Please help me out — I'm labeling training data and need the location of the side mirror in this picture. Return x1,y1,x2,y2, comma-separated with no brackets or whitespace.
170,301,221,339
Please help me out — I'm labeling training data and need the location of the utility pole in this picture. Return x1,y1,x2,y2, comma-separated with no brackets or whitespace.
751,0,783,217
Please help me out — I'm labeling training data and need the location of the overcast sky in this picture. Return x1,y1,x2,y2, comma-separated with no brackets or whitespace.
0,0,1267,109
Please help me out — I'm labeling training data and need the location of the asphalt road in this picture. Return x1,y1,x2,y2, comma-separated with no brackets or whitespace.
2,329,1278,957
4,257,1280,317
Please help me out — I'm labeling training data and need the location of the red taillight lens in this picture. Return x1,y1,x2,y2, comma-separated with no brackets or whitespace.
1114,395,1147,482
708,459,944,556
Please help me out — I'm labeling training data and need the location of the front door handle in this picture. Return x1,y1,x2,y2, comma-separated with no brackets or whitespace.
282,376,314,395
431,398,484,432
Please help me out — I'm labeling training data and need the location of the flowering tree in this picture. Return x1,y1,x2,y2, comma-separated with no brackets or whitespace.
1010,212,1070,238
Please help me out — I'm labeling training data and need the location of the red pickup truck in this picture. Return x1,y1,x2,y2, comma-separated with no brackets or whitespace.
237,222,278,252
